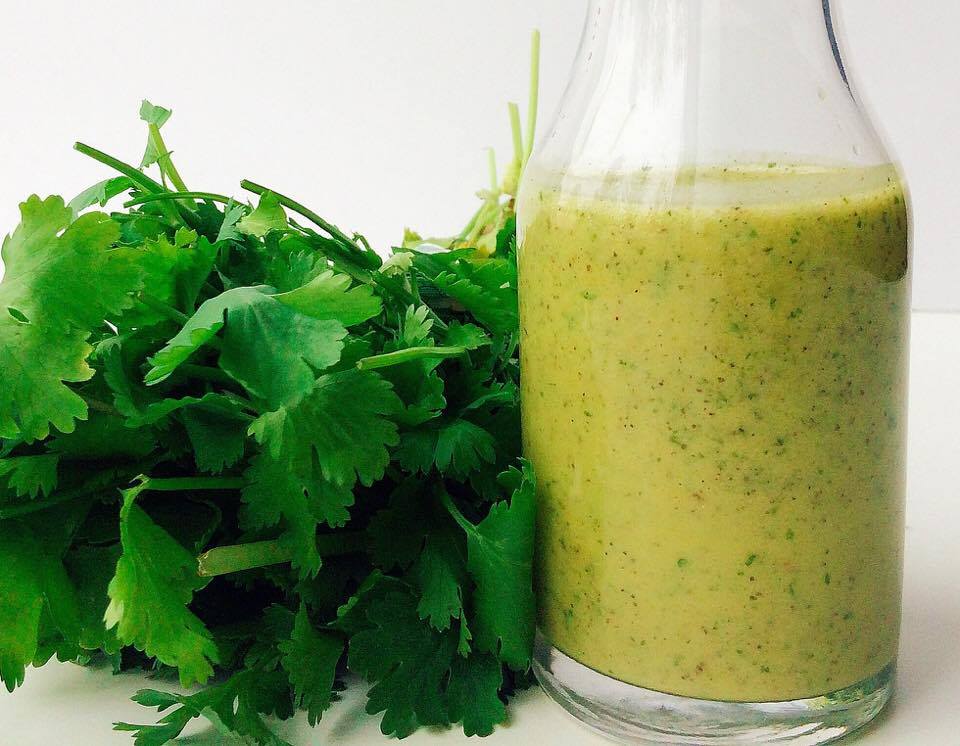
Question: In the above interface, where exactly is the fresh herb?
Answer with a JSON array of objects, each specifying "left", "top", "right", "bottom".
[{"left": 0, "top": 31, "right": 542, "bottom": 743}]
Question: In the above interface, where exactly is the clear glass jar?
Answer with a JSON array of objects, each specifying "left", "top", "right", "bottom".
[{"left": 517, "top": 1, "right": 911, "bottom": 743}]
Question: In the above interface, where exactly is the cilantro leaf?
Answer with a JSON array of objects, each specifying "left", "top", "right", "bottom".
[
  {"left": 67, "top": 176, "right": 133, "bottom": 217},
  {"left": 0, "top": 196, "right": 142, "bottom": 441},
  {"left": 432, "top": 259, "right": 518, "bottom": 334},
  {"left": 139, "top": 100, "right": 172, "bottom": 128},
  {"left": 400, "top": 305, "right": 434, "bottom": 347},
  {"left": 279, "top": 605, "right": 343, "bottom": 726},
  {"left": 243, "top": 369, "right": 401, "bottom": 576},
  {"left": 0, "top": 513, "right": 82, "bottom": 692},
  {"left": 444, "top": 461, "right": 536, "bottom": 670},
  {"left": 0, "top": 455, "right": 59, "bottom": 498},
  {"left": 182, "top": 405, "right": 247, "bottom": 474},
  {"left": 366, "top": 479, "right": 432, "bottom": 572},
  {"left": 274, "top": 270, "right": 382, "bottom": 327},
  {"left": 146, "top": 286, "right": 347, "bottom": 409},
  {"left": 346, "top": 587, "right": 457, "bottom": 737},
  {"left": 237, "top": 192, "right": 288, "bottom": 237},
  {"left": 444, "top": 321, "right": 491, "bottom": 350},
  {"left": 138, "top": 100, "right": 174, "bottom": 169},
  {"left": 493, "top": 214, "right": 517, "bottom": 258},
  {"left": 411, "top": 526, "right": 467, "bottom": 631},
  {"left": 105, "top": 480, "right": 219, "bottom": 686},
  {"left": 63, "top": 544, "right": 122, "bottom": 655},
  {"left": 413, "top": 252, "right": 518, "bottom": 334},
  {"left": 397, "top": 418, "right": 496, "bottom": 480},
  {"left": 446, "top": 652, "right": 507, "bottom": 737},
  {"left": 120, "top": 230, "right": 216, "bottom": 328},
  {"left": 241, "top": 450, "right": 354, "bottom": 576},
  {"left": 117, "top": 670, "right": 292, "bottom": 746},
  {"left": 251, "top": 369, "right": 401, "bottom": 489},
  {"left": 216, "top": 200, "right": 246, "bottom": 244}
]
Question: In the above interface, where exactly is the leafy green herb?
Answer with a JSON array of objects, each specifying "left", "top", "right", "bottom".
[{"left": 0, "top": 30, "right": 542, "bottom": 744}]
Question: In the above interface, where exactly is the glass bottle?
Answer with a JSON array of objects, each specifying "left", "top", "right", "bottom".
[{"left": 517, "top": 1, "right": 911, "bottom": 743}]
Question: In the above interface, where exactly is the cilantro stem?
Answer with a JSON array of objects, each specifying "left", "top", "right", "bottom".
[
  {"left": 138, "top": 292, "right": 189, "bottom": 324},
  {"left": 508, "top": 103, "right": 524, "bottom": 169},
  {"left": 197, "top": 532, "right": 365, "bottom": 577},
  {"left": 85, "top": 397, "right": 121, "bottom": 417},
  {"left": 458, "top": 203, "right": 487, "bottom": 242},
  {"left": 144, "top": 476, "right": 245, "bottom": 492},
  {"left": 179, "top": 364, "right": 236, "bottom": 386},
  {"left": 523, "top": 30, "right": 542, "bottom": 168},
  {"left": 147, "top": 123, "right": 189, "bottom": 193},
  {"left": 0, "top": 485, "right": 97, "bottom": 520},
  {"left": 124, "top": 191, "right": 234, "bottom": 208},
  {"left": 440, "top": 490, "right": 475, "bottom": 536},
  {"left": 197, "top": 539, "right": 291, "bottom": 577},
  {"left": 356, "top": 346, "right": 468, "bottom": 371},
  {"left": 74, "top": 143, "right": 165, "bottom": 193},
  {"left": 74, "top": 142, "right": 180, "bottom": 223},
  {"left": 488, "top": 148, "right": 499, "bottom": 193},
  {"left": 240, "top": 180, "right": 363, "bottom": 256}
]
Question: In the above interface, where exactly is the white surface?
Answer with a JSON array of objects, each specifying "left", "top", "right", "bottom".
[
  {"left": 1, "top": 310, "right": 957, "bottom": 745},
  {"left": 0, "top": 0, "right": 957, "bottom": 310}
]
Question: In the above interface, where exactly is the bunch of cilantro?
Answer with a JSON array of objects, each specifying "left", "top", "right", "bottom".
[{"left": 0, "top": 34, "right": 542, "bottom": 745}]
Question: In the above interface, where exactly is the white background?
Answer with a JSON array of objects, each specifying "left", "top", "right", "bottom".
[{"left": 0, "top": 0, "right": 957, "bottom": 309}]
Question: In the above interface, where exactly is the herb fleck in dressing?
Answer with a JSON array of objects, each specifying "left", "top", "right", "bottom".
[{"left": 518, "top": 165, "right": 909, "bottom": 702}]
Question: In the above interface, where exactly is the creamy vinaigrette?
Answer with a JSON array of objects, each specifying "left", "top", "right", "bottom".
[{"left": 519, "top": 165, "right": 909, "bottom": 702}]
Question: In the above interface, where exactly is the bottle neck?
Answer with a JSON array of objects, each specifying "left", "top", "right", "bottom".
[{"left": 531, "top": 0, "right": 886, "bottom": 180}]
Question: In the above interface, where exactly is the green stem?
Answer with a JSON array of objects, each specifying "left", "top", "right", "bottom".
[
  {"left": 139, "top": 292, "right": 189, "bottom": 324},
  {"left": 463, "top": 200, "right": 501, "bottom": 246},
  {"left": 84, "top": 397, "right": 121, "bottom": 417},
  {"left": 179, "top": 364, "right": 236, "bottom": 386},
  {"left": 197, "top": 540, "right": 290, "bottom": 577},
  {"left": 0, "top": 486, "right": 96, "bottom": 520},
  {"left": 240, "top": 180, "right": 360, "bottom": 251},
  {"left": 457, "top": 202, "right": 487, "bottom": 242},
  {"left": 523, "top": 30, "right": 542, "bottom": 168},
  {"left": 125, "top": 191, "right": 234, "bottom": 208},
  {"left": 440, "top": 490, "right": 475, "bottom": 535},
  {"left": 145, "top": 476, "right": 245, "bottom": 492},
  {"left": 74, "top": 142, "right": 165, "bottom": 193},
  {"left": 487, "top": 148, "right": 499, "bottom": 193},
  {"left": 74, "top": 142, "right": 180, "bottom": 223},
  {"left": 147, "top": 123, "right": 189, "bottom": 193},
  {"left": 356, "top": 346, "right": 467, "bottom": 371},
  {"left": 197, "top": 532, "right": 366, "bottom": 577},
  {"left": 508, "top": 102, "right": 524, "bottom": 170}
]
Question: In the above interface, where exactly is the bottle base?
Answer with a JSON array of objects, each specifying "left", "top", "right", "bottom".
[{"left": 533, "top": 633, "right": 894, "bottom": 745}]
